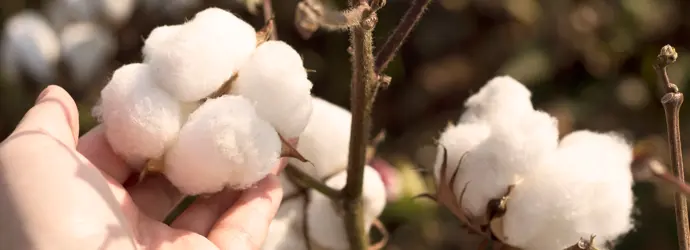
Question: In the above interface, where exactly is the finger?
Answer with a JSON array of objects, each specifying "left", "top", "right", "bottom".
[
  {"left": 77, "top": 125, "right": 133, "bottom": 183},
  {"left": 207, "top": 174, "right": 283, "bottom": 250},
  {"left": 168, "top": 188, "right": 242, "bottom": 235},
  {"left": 12, "top": 85, "right": 79, "bottom": 148},
  {"left": 127, "top": 174, "right": 183, "bottom": 221}
]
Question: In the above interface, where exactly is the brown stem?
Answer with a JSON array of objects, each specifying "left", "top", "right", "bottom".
[
  {"left": 653, "top": 44, "right": 689, "bottom": 250},
  {"left": 343, "top": 1, "right": 378, "bottom": 249},
  {"left": 374, "top": 0, "right": 431, "bottom": 76},
  {"left": 263, "top": 0, "right": 278, "bottom": 40}
]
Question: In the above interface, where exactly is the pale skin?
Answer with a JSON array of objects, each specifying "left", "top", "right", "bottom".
[{"left": 0, "top": 85, "right": 284, "bottom": 250}]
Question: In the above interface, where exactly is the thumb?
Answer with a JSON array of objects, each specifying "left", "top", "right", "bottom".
[{"left": 12, "top": 85, "right": 80, "bottom": 148}]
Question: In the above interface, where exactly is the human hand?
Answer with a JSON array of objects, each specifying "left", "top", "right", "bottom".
[{"left": 0, "top": 85, "right": 284, "bottom": 250}]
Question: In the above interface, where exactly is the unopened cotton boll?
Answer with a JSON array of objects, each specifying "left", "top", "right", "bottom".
[
  {"left": 60, "top": 22, "right": 116, "bottom": 86},
  {"left": 307, "top": 166, "right": 387, "bottom": 250},
  {"left": 499, "top": 131, "right": 634, "bottom": 250},
  {"left": 142, "top": 25, "right": 182, "bottom": 61},
  {"left": 231, "top": 41, "right": 313, "bottom": 139},
  {"left": 288, "top": 97, "right": 351, "bottom": 180},
  {"left": 164, "top": 95, "right": 281, "bottom": 195},
  {"left": 452, "top": 110, "right": 559, "bottom": 216},
  {"left": 95, "top": 63, "right": 182, "bottom": 167},
  {"left": 459, "top": 76, "right": 534, "bottom": 125},
  {"left": 263, "top": 197, "right": 308, "bottom": 250},
  {"left": 146, "top": 7, "right": 257, "bottom": 102},
  {"left": 1, "top": 10, "right": 60, "bottom": 85}
]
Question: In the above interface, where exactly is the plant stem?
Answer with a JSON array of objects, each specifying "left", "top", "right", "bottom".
[
  {"left": 374, "top": 0, "right": 432, "bottom": 75},
  {"left": 285, "top": 164, "right": 341, "bottom": 199},
  {"left": 653, "top": 45, "right": 690, "bottom": 250},
  {"left": 343, "top": 1, "right": 378, "bottom": 249},
  {"left": 263, "top": 0, "right": 278, "bottom": 40},
  {"left": 163, "top": 195, "right": 198, "bottom": 225}
]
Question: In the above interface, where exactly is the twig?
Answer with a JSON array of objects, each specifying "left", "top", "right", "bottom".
[
  {"left": 263, "top": 0, "right": 278, "bottom": 40},
  {"left": 285, "top": 164, "right": 342, "bottom": 199},
  {"left": 342, "top": 0, "right": 380, "bottom": 249},
  {"left": 374, "top": 0, "right": 432, "bottom": 76},
  {"left": 635, "top": 158, "right": 690, "bottom": 197},
  {"left": 653, "top": 44, "right": 690, "bottom": 250},
  {"left": 163, "top": 195, "right": 198, "bottom": 225}
]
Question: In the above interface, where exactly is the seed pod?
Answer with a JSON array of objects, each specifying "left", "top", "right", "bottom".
[
  {"left": 95, "top": 63, "right": 182, "bottom": 168},
  {"left": 164, "top": 95, "right": 281, "bottom": 195}
]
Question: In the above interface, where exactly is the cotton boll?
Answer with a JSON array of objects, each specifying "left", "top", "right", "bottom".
[
  {"left": 2, "top": 10, "right": 60, "bottom": 85},
  {"left": 433, "top": 122, "right": 491, "bottom": 183},
  {"left": 231, "top": 41, "right": 313, "bottom": 138},
  {"left": 97, "top": 0, "right": 135, "bottom": 26},
  {"left": 60, "top": 22, "right": 116, "bottom": 86},
  {"left": 280, "top": 172, "right": 301, "bottom": 198},
  {"left": 146, "top": 7, "right": 257, "bottom": 102},
  {"left": 96, "top": 63, "right": 182, "bottom": 167},
  {"left": 500, "top": 131, "right": 634, "bottom": 250},
  {"left": 44, "top": 0, "right": 98, "bottom": 30},
  {"left": 288, "top": 97, "right": 351, "bottom": 180},
  {"left": 459, "top": 76, "right": 533, "bottom": 125},
  {"left": 263, "top": 197, "right": 308, "bottom": 250},
  {"left": 307, "top": 166, "right": 387, "bottom": 250},
  {"left": 454, "top": 110, "right": 559, "bottom": 216},
  {"left": 142, "top": 25, "right": 182, "bottom": 61},
  {"left": 164, "top": 95, "right": 281, "bottom": 195}
]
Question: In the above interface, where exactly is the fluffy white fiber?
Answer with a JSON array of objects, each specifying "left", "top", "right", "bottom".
[
  {"left": 262, "top": 197, "right": 308, "bottom": 250},
  {"left": 287, "top": 97, "right": 352, "bottom": 181},
  {"left": 231, "top": 41, "right": 314, "bottom": 139},
  {"left": 142, "top": 25, "right": 182, "bottom": 61},
  {"left": 306, "top": 166, "right": 387, "bottom": 250},
  {"left": 146, "top": 7, "right": 257, "bottom": 102},
  {"left": 164, "top": 95, "right": 281, "bottom": 195},
  {"left": 435, "top": 75, "right": 635, "bottom": 249},
  {"left": 1, "top": 10, "right": 60, "bottom": 85},
  {"left": 95, "top": 63, "right": 182, "bottom": 167}
]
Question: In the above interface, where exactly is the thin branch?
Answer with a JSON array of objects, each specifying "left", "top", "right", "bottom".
[
  {"left": 653, "top": 44, "right": 690, "bottom": 250},
  {"left": 634, "top": 158, "right": 690, "bottom": 197},
  {"left": 374, "top": 0, "right": 432, "bottom": 76},
  {"left": 163, "top": 195, "right": 198, "bottom": 225},
  {"left": 342, "top": 0, "right": 379, "bottom": 249},
  {"left": 285, "top": 164, "right": 342, "bottom": 199},
  {"left": 263, "top": 0, "right": 278, "bottom": 40}
]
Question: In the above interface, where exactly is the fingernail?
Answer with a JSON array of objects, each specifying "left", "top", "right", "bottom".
[{"left": 36, "top": 86, "right": 53, "bottom": 104}]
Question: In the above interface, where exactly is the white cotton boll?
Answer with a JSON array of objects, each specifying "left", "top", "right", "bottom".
[
  {"left": 97, "top": 0, "right": 135, "bottom": 26},
  {"left": 500, "top": 131, "right": 634, "bottom": 250},
  {"left": 263, "top": 197, "right": 308, "bottom": 250},
  {"left": 1, "top": 10, "right": 60, "bottom": 85},
  {"left": 164, "top": 95, "right": 281, "bottom": 195},
  {"left": 279, "top": 173, "right": 301, "bottom": 198},
  {"left": 459, "top": 76, "right": 533, "bottom": 125},
  {"left": 307, "top": 166, "right": 387, "bottom": 250},
  {"left": 433, "top": 122, "right": 491, "bottom": 183},
  {"left": 96, "top": 63, "right": 182, "bottom": 167},
  {"left": 288, "top": 97, "right": 351, "bottom": 180},
  {"left": 60, "top": 22, "right": 116, "bottom": 86},
  {"left": 44, "top": 0, "right": 98, "bottom": 30},
  {"left": 453, "top": 110, "right": 559, "bottom": 216},
  {"left": 142, "top": 25, "right": 182, "bottom": 61},
  {"left": 231, "top": 41, "right": 313, "bottom": 139},
  {"left": 146, "top": 7, "right": 257, "bottom": 102}
]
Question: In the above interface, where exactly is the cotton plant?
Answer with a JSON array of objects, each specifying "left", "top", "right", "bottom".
[
  {"left": 432, "top": 76, "right": 635, "bottom": 250},
  {"left": 59, "top": 21, "right": 116, "bottom": 87},
  {"left": 263, "top": 96, "right": 388, "bottom": 250},
  {"left": 93, "top": 7, "right": 314, "bottom": 195},
  {"left": 0, "top": 10, "right": 60, "bottom": 86},
  {"left": 44, "top": 0, "right": 135, "bottom": 29}
]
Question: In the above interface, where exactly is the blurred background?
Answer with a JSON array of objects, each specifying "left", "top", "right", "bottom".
[{"left": 1, "top": 0, "right": 689, "bottom": 249}]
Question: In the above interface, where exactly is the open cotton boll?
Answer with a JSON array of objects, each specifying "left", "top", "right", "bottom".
[
  {"left": 60, "top": 22, "right": 116, "bottom": 86},
  {"left": 164, "top": 95, "right": 281, "bottom": 195},
  {"left": 288, "top": 97, "right": 351, "bottom": 180},
  {"left": 453, "top": 110, "right": 559, "bottom": 216},
  {"left": 95, "top": 63, "right": 182, "bottom": 167},
  {"left": 96, "top": 0, "right": 135, "bottom": 26},
  {"left": 44, "top": 0, "right": 98, "bottom": 30},
  {"left": 231, "top": 41, "right": 313, "bottom": 139},
  {"left": 146, "top": 7, "right": 257, "bottom": 102},
  {"left": 433, "top": 122, "right": 491, "bottom": 183},
  {"left": 307, "top": 166, "right": 387, "bottom": 250},
  {"left": 142, "top": 25, "right": 182, "bottom": 61},
  {"left": 263, "top": 197, "right": 308, "bottom": 250},
  {"left": 459, "top": 76, "right": 534, "bottom": 125},
  {"left": 499, "top": 131, "right": 634, "bottom": 250},
  {"left": 2, "top": 10, "right": 60, "bottom": 85}
]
